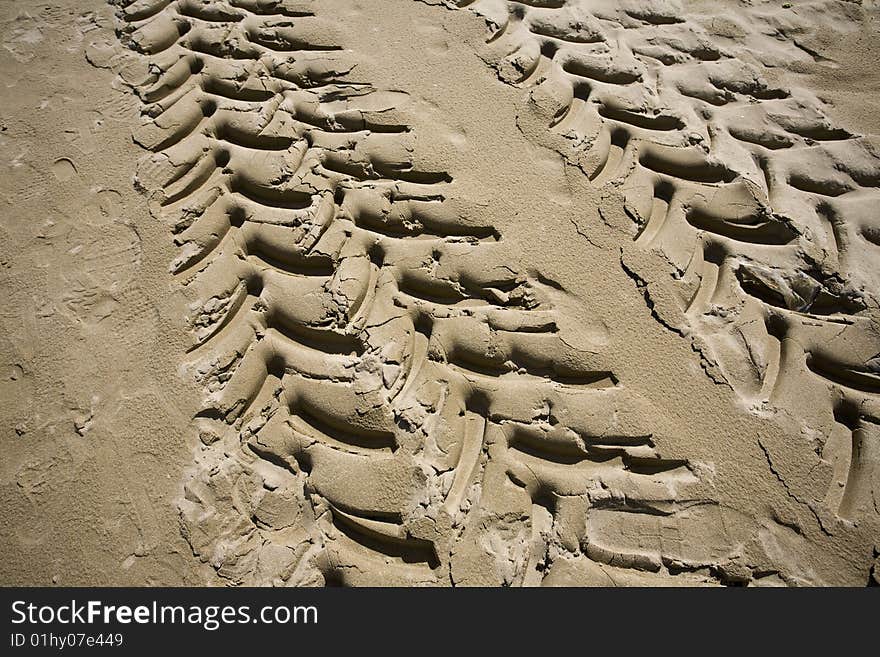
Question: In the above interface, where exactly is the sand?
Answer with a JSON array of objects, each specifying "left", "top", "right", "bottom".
[{"left": 1, "top": 0, "right": 878, "bottom": 586}]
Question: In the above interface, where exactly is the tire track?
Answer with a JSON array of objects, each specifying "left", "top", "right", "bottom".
[
  {"left": 107, "top": 0, "right": 732, "bottom": 585},
  {"left": 440, "top": 0, "right": 880, "bottom": 523}
]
